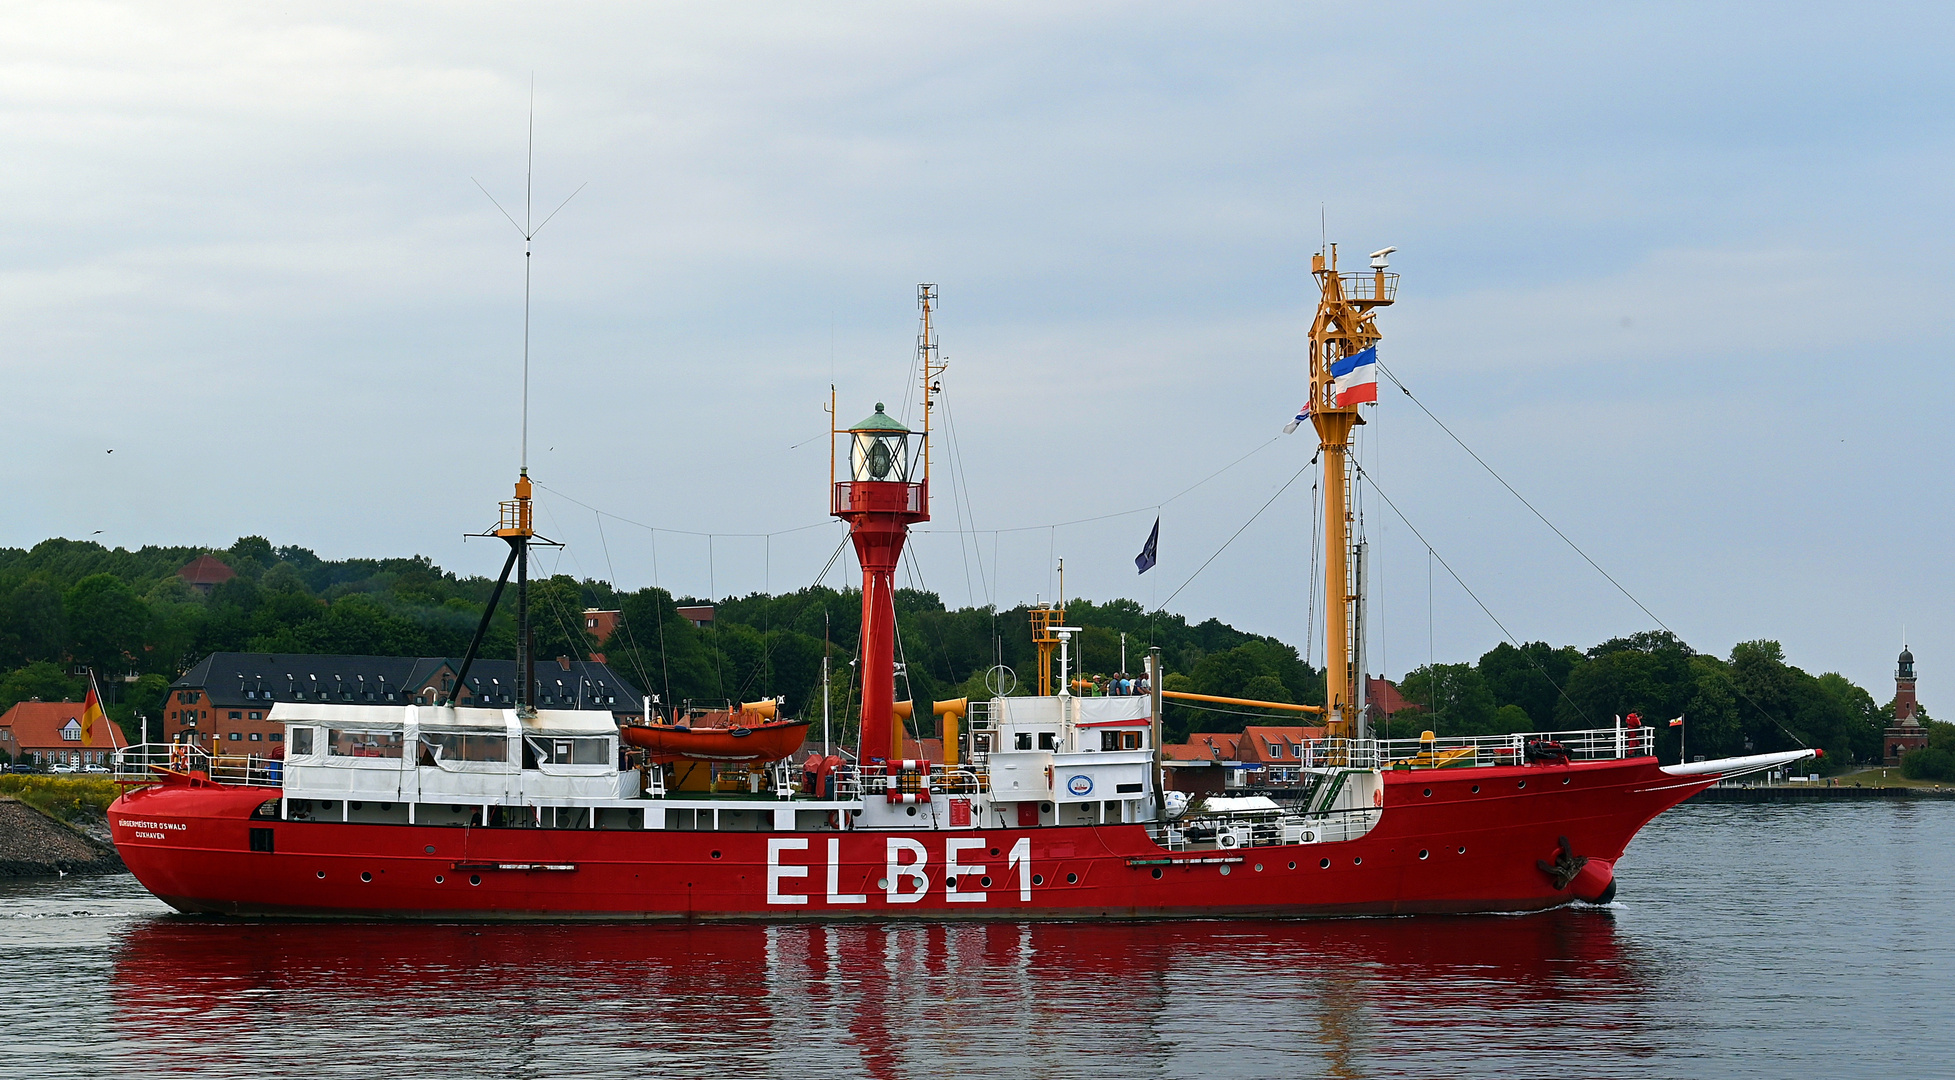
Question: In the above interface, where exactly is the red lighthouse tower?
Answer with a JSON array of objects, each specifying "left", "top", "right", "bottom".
[
  {"left": 831, "top": 286, "right": 943, "bottom": 766},
  {"left": 833, "top": 402, "right": 928, "bottom": 765},
  {"left": 1884, "top": 645, "right": 1928, "bottom": 766}
]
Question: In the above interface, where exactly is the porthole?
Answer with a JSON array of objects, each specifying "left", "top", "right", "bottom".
[
  {"left": 1066, "top": 872, "right": 1079, "bottom": 884},
  {"left": 1418, "top": 850, "right": 1430, "bottom": 860},
  {"left": 1471, "top": 785, "right": 1480, "bottom": 793},
  {"left": 906, "top": 805, "right": 918, "bottom": 817},
  {"left": 350, "top": 801, "right": 364, "bottom": 810},
  {"left": 315, "top": 870, "right": 326, "bottom": 879},
  {"left": 434, "top": 875, "right": 445, "bottom": 884},
  {"left": 989, "top": 847, "right": 1000, "bottom": 857},
  {"left": 710, "top": 850, "right": 722, "bottom": 860},
  {"left": 1032, "top": 874, "right": 1045, "bottom": 885},
  {"left": 360, "top": 871, "right": 373, "bottom": 882},
  {"left": 1422, "top": 788, "right": 1432, "bottom": 798},
  {"left": 380, "top": 803, "right": 393, "bottom": 811},
  {"left": 980, "top": 876, "right": 993, "bottom": 888},
  {"left": 946, "top": 876, "right": 959, "bottom": 889},
  {"left": 877, "top": 878, "right": 889, "bottom": 890},
  {"left": 1041, "top": 802, "right": 1053, "bottom": 813},
  {"left": 470, "top": 874, "right": 481, "bottom": 886},
  {"left": 1151, "top": 868, "right": 1163, "bottom": 879},
  {"left": 1563, "top": 777, "right": 1571, "bottom": 785},
  {"left": 424, "top": 845, "right": 435, "bottom": 855},
  {"left": 1288, "top": 861, "right": 1297, "bottom": 870},
  {"left": 1518, "top": 780, "right": 1527, "bottom": 789},
  {"left": 1457, "top": 846, "right": 1466, "bottom": 854},
  {"left": 1254, "top": 863, "right": 1264, "bottom": 872},
  {"left": 1353, "top": 857, "right": 1363, "bottom": 866},
  {"left": 1220, "top": 865, "right": 1232, "bottom": 876},
  {"left": 1320, "top": 858, "right": 1331, "bottom": 869}
]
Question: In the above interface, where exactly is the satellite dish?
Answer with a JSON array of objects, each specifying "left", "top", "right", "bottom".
[{"left": 983, "top": 665, "right": 1018, "bottom": 697}]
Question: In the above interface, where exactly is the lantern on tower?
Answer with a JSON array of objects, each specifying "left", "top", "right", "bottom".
[{"left": 850, "top": 403, "right": 914, "bottom": 482}]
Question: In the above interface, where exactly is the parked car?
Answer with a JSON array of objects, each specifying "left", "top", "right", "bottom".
[
  {"left": 49, "top": 763, "right": 78, "bottom": 774},
  {"left": 80, "top": 764, "right": 111, "bottom": 774}
]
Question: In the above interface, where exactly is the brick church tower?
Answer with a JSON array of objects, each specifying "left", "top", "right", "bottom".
[{"left": 1883, "top": 645, "right": 1929, "bottom": 766}]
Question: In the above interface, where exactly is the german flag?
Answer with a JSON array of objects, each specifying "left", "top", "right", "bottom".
[{"left": 80, "top": 674, "right": 107, "bottom": 747}]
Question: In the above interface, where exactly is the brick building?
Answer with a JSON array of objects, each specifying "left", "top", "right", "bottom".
[
  {"left": 1884, "top": 646, "right": 1929, "bottom": 766},
  {"left": 0, "top": 701, "right": 129, "bottom": 769},
  {"left": 161, "top": 652, "right": 643, "bottom": 749}
]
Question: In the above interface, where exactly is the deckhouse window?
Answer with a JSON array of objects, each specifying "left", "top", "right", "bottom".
[
  {"left": 524, "top": 735, "right": 610, "bottom": 765},
  {"left": 290, "top": 728, "right": 314, "bottom": 755},
  {"left": 420, "top": 732, "right": 509, "bottom": 765},
  {"left": 1037, "top": 732, "right": 1056, "bottom": 751},
  {"left": 327, "top": 728, "right": 404, "bottom": 759}
]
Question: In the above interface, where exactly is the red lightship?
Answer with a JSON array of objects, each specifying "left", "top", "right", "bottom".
[{"left": 109, "top": 267, "right": 1812, "bottom": 920}]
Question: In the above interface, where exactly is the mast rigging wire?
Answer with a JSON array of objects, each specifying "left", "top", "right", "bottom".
[
  {"left": 1373, "top": 362, "right": 1808, "bottom": 748},
  {"left": 1152, "top": 461, "right": 1313, "bottom": 616},
  {"left": 1353, "top": 461, "right": 1592, "bottom": 726}
]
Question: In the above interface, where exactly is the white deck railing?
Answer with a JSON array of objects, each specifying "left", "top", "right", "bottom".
[
  {"left": 1373, "top": 725, "right": 1654, "bottom": 768},
  {"left": 114, "top": 743, "right": 284, "bottom": 789}
]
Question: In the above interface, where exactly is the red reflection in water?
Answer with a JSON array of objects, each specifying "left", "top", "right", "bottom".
[{"left": 113, "top": 911, "right": 1648, "bottom": 1078}]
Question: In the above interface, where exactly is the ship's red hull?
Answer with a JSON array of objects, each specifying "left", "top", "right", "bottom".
[{"left": 108, "top": 757, "right": 1709, "bottom": 920}]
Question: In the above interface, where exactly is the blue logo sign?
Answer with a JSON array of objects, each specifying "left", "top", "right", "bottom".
[{"left": 1067, "top": 774, "right": 1094, "bottom": 796}]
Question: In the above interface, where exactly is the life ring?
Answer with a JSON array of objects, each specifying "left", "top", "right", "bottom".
[{"left": 1373, "top": 787, "right": 1383, "bottom": 807}]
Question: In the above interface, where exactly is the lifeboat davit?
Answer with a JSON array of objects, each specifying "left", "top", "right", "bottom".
[{"left": 620, "top": 700, "right": 810, "bottom": 764}]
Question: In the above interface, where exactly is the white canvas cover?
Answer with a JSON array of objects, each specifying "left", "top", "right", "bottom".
[{"left": 1075, "top": 697, "right": 1152, "bottom": 725}]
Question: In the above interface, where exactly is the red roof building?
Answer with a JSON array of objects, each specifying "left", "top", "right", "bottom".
[
  {"left": 1235, "top": 725, "right": 1328, "bottom": 766},
  {"left": 1162, "top": 732, "right": 1239, "bottom": 762},
  {"left": 0, "top": 701, "right": 128, "bottom": 769},
  {"left": 177, "top": 555, "right": 237, "bottom": 594},
  {"left": 1365, "top": 676, "right": 1420, "bottom": 723}
]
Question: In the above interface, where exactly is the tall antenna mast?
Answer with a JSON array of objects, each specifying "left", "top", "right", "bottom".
[
  {"left": 917, "top": 283, "right": 942, "bottom": 485},
  {"left": 472, "top": 78, "right": 586, "bottom": 475},
  {"left": 451, "top": 81, "right": 582, "bottom": 715}
]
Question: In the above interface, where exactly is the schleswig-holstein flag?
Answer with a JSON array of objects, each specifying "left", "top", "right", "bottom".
[{"left": 1330, "top": 346, "right": 1379, "bottom": 407}]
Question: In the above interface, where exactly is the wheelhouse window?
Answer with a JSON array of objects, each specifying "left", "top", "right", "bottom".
[
  {"left": 327, "top": 728, "right": 404, "bottom": 759},
  {"left": 290, "top": 727, "right": 314, "bottom": 755}
]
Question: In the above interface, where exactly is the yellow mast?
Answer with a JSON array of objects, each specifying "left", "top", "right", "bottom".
[{"left": 1308, "top": 245, "right": 1395, "bottom": 739}]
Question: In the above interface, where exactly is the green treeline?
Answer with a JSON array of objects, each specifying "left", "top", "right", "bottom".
[
  {"left": 1392, "top": 632, "right": 1933, "bottom": 774},
  {"left": 1, "top": 536, "right": 1942, "bottom": 774}
]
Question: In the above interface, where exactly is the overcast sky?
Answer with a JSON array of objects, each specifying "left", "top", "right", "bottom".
[{"left": 4, "top": 3, "right": 1949, "bottom": 697}]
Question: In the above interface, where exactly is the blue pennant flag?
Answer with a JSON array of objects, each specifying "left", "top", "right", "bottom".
[{"left": 1135, "top": 517, "right": 1159, "bottom": 574}]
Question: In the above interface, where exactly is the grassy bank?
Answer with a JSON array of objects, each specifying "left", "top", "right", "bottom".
[
  {"left": 0, "top": 775, "right": 118, "bottom": 822},
  {"left": 1825, "top": 767, "right": 1951, "bottom": 790}
]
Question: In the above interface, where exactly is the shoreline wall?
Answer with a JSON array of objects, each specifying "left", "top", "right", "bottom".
[{"left": 0, "top": 797, "right": 125, "bottom": 877}]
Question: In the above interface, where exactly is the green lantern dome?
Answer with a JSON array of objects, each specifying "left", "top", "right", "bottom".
[{"left": 850, "top": 403, "right": 910, "bottom": 433}]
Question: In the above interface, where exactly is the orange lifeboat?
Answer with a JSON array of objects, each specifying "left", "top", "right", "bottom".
[{"left": 620, "top": 701, "right": 810, "bottom": 764}]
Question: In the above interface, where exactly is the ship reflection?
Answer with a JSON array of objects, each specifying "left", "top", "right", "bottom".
[{"left": 113, "top": 910, "right": 1653, "bottom": 1079}]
